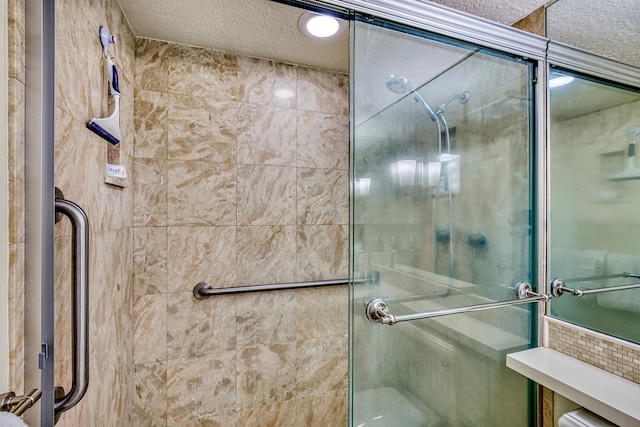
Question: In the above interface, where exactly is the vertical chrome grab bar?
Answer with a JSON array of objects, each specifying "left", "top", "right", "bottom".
[{"left": 53, "top": 199, "right": 89, "bottom": 415}]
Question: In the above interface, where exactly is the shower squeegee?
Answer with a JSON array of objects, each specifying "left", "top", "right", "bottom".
[{"left": 87, "top": 56, "right": 121, "bottom": 145}]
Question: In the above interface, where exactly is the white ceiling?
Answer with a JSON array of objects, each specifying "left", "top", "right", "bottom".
[{"left": 115, "top": 0, "right": 548, "bottom": 74}]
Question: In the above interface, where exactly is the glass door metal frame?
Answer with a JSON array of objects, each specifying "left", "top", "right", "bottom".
[
  {"left": 24, "top": 0, "right": 56, "bottom": 425},
  {"left": 548, "top": 41, "right": 640, "bottom": 89}
]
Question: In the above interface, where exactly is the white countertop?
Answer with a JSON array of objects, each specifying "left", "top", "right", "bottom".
[{"left": 507, "top": 347, "right": 640, "bottom": 427}]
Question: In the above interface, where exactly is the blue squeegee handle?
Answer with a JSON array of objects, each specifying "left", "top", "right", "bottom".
[{"left": 106, "top": 56, "right": 120, "bottom": 95}]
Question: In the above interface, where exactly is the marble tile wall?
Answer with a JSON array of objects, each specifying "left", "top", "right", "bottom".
[
  {"left": 8, "top": 0, "right": 136, "bottom": 424},
  {"left": 7, "top": 0, "right": 26, "bottom": 398},
  {"left": 132, "top": 39, "right": 349, "bottom": 425},
  {"left": 52, "top": 0, "right": 136, "bottom": 425}
]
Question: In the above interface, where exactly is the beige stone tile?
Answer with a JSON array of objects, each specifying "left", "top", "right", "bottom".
[
  {"left": 133, "top": 157, "right": 168, "bottom": 226},
  {"left": 78, "top": 305, "right": 133, "bottom": 427},
  {"left": 167, "top": 94, "right": 238, "bottom": 163},
  {"left": 8, "top": 243, "right": 24, "bottom": 394},
  {"left": 97, "top": 150, "right": 134, "bottom": 231},
  {"left": 167, "top": 44, "right": 239, "bottom": 101},
  {"left": 133, "top": 361, "right": 167, "bottom": 427},
  {"left": 297, "top": 67, "right": 348, "bottom": 115},
  {"left": 297, "top": 168, "right": 348, "bottom": 225},
  {"left": 133, "top": 227, "right": 167, "bottom": 295},
  {"left": 235, "top": 290, "right": 297, "bottom": 349},
  {"left": 296, "top": 286, "right": 348, "bottom": 341},
  {"left": 237, "top": 165, "right": 296, "bottom": 226},
  {"left": 237, "top": 103, "right": 297, "bottom": 166},
  {"left": 197, "top": 411, "right": 239, "bottom": 426},
  {"left": 296, "top": 225, "right": 349, "bottom": 281},
  {"left": 166, "top": 291, "right": 236, "bottom": 359},
  {"left": 295, "top": 389, "right": 348, "bottom": 426},
  {"left": 54, "top": 107, "right": 107, "bottom": 231},
  {"left": 114, "top": 304, "right": 134, "bottom": 426},
  {"left": 238, "top": 56, "right": 297, "bottom": 108},
  {"left": 54, "top": 234, "right": 73, "bottom": 390},
  {"left": 8, "top": 0, "right": 25, "bottom": 82},
  {"left": 134, "top": 89, "right": 168, "bottom": 159},
  {"left": 135, "top": 38, "right": 170, "bottom": 92},
  {"left": 88, "top": 230, "right": 133, "bottom": 337},
  {"left": 134, "top": 294, "right": 167, "bottom": 364},
  {"left": 296, "top": 336, "right": 348, "bottom": 398},
  {"left": 236, "top": 400, "right": 296, "bottom": 427},
  {"left": 55, "top": 0, "right": 103, "bottom": 122},
  {"left": 167, "top": 160, "right": 236, "bottom": 225},
  {"left": 166, "top": 352, "right": 236, "bottom": 423},
  {"left": 297, "top": 111, "right": 348, "bottom": 170},
  {"left": 114, "top": 54, "right": 136, "bottom": 159},
  {"left": 236, "top": 225, "right": 296, "bottom": 286},
  {"left": 166, "top": 226, "right": 236, "bottom": 292},
  {"left": 236, "top": 342, "right": 296, "bottom": 408},
  {"left": 8, "top": 78, "right": 25, "bottom": 244}
]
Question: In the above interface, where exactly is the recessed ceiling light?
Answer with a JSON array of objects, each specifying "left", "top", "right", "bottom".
[
  {"left": 549, "top": 75, "right": 574, "bottom": 88},
  {"left": 298, "top": 12, "right": 345, "bottom": 39}
]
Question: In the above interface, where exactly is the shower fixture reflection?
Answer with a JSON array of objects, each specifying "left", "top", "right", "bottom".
[
  {"left": 386, "top": 75, "right": 439, "bottom": 121},
  {"left": 385, "top": 75, "right": 470, "bottom": 276}
]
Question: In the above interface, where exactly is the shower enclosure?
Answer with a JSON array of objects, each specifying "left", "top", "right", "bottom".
[{"left": 350, "top": 10, "right": 542, "bottom": 426}]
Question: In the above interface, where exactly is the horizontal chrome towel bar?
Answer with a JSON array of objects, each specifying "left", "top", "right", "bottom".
[
  {"left": 552, "top": 275, "right": 640, "bottom": 297},
  {"left": 561, "top": 272, "right": 639, "bottom": 284},
  {"left": 193, "top": 275, "right": 375, "bottom": 299},
  {"left": 366, "top": 282, "right": 549, "bottom": 325}
]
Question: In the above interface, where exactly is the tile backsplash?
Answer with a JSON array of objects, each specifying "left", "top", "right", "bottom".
[{"left": 547, "top": 318, "right": 640, "bottom": 384}]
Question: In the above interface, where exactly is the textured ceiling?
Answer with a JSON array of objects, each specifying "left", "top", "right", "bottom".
[
  {"left": 115, "top": 0, "right": 547, "bottom": 73},
  {"left": 115, "top": 0, "right": 639, "bottom": 122},
  {"left": 546, "top": 0, "right": 640, "bottom": 68}
]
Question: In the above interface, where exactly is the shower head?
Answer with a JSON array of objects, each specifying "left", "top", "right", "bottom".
[
  {"left": 386, "top": 75, "right": 411, "bottom": 94},
  {"left": 386, "top": 75, "right": 437, "bottom": 121}
]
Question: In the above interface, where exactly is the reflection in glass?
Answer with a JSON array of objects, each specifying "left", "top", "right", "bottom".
[{"left": 549, "top": 68, "right": 640, "bottom": 343}]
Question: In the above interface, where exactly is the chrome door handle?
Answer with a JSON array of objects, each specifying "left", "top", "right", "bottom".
[{"left": 53, "top": 198, "right": 89, "bottom": 415}]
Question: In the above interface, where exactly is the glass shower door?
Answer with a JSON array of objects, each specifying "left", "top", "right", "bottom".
[{"left": 350, "top": 17, "right": 537, "bottom": 426}]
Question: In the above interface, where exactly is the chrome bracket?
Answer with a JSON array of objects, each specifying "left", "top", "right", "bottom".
[
  {"left": 193, "top": 282, "right": 211, "bottom": 300},
  {"left": 516, "top": 281, "right": 550, "bottom": 301},
  {"left": 0, "top": 389, "right": 42, "bottom": 416},
  {"left": 54, "top": 187, "right": 64, "bottom": 224},
  {"left": 551, "top": 278, "right": 566, "bottom": 297},
  {"left": 515, "top": 281, "right": 533, "bottom": 299},
  {"left": 551, "top": 278, "right": 583, "bottom": 297},
  {"left": 365, "top": 298, "right": 397, "bottom": 325}
]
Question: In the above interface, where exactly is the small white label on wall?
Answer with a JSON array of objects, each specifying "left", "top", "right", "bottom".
[
  {"left": 106, "top": 164, "right": 127, "bottom": 179},
  {"left": 105, "top": 164, "right": 128, "bottom": 188}
]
